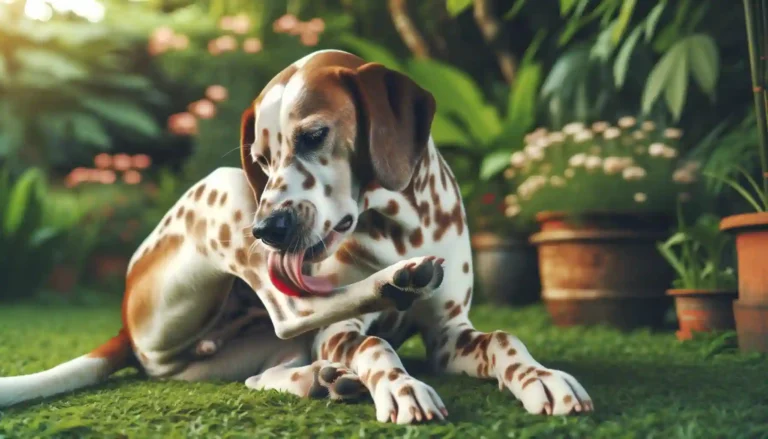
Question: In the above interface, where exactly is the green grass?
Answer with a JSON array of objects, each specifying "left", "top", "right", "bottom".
[{"left": 0, "top": 303, "right": 766, "bottom": 439}]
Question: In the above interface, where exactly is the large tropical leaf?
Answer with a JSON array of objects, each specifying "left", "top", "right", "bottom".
[
  {"left": 446, "top": 0, "right": 473, "bottom": 17},
  {"left": 611, "top": 0, "right": 637, "bottom": 43},
  {"left": 70, "top": 113, "right": 112, "bottom": 148},
  {"left": 79, "top": 96, "right": 161, "bottom": 137},
  {"left": 686, "top": 34, "right": 719, "bottom": 100},
  {"left": 664, "top": 45, "right": 688, "bottom": 121},
  {"left": 641, "top": 39, "right": 687, "bottom": 115},
  {"left": 431, "top": 113, "right": 472, "bottom": 149},
  {"left": 613, "top": 25, "right": 643, "bottom": 87},
  {"left": 2, "top": 168, "right": 45, "bottom": 237},
  {"left": 13, "top": 47, "right": 91, "bottom": 82},
  {"left": 334, "top": 33, "right": 405, "bottom": 72}
]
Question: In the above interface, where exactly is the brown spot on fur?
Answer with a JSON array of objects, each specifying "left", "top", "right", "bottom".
[
  {"left": 248, "top": 251, "right": 260, "bottom": 267},
  {"left": 291, "top": 371, "right": 301, "bottom": 381},
  {"left": 495, "top": 332, "right": 510, "bottom": 348},
  {"left": 463, "top": 262, "right": 469, "bottom": 273},
  {"left": 522, "top": 377, "right": 539, "bottom": 389},
  {"left": 163, "top": 216, "right": 172, "bottom": 228},
  {"left": 219, "top": 193, "right": 228, "bottom": 206},
  {"left": 210, "top": 239, "right": 218, "bottom": 250},
  {"left": 564, "top": 395, "right": 573, "bottom": 404},
  {"left": 371, "top": 371, "right": 385, "bottom": 391},
  {"left": 397, "top": 385, "right": 414, "bottom": 397},
  {"left": 518, "top": 367, "right": 536, "bottom": 382},
  {"left": 324, "top": 184, "right": 332, "bottom": 197},
  {"left": 319, "top": 156, "right": 328, "bottom": 166},
  {"left": 298, "top": 310, "right": 314, "bottom": 317},
  {"left": 234, "top": 210, "right": 243, "bottom": 223},
  {"left": 463, "top": 287, "right": 473, "bottom": 307},
  {"left": 507, "top": 348, "right": 517, "bottom": 356},
  {"left": 194, "top": 184, "right": 206, "bottom": 201},
  {"left": 448, "top": 304, "right": 462, "bottom": 320},
  {"left": 207, "top": 189, "right": 218, "bottom": 206},
  {"left": 294, "top": 160, "right": 316, "bottom": 190},
  {"left": 235, "top": 248, "right": 247, "bottom": 265},
  {"left": 277, "top": 132, "right": 283, "bottom": 144},
  {"left": 243, "top": 269, "right": 261, "bottom": 290},
  {"left": 323, "top": 220, "right": 332, "bottom": 233},
  {"left": 455, "top": 329, "right": 474, "bottom": 352},
  {"left": 383, "top": 200, "right": 399, "bottom": 216},
  {"left": 409, "top": 229, "right": 424, "bottom": 248},
  {"left": 444, "top": 300, "right": 455, "bottom": 310},
  {"left": 193, "top": 220, "right": 206, "bottom": 239},
  {"left": 372, "top": 351, "right": 382, "bottom": 361},
  {"left": 176, "top": 206, "right": 185, "bottom": 218},
  {"left": 388, "top": 368, "right": 405, "bottom": 381},
  {"left": 219, "top": 224, "right": 231, "bottom": 248},
  {"left": 229, "top": 263, "right": 238, "bottom": 273},
  {"left": 335, "top": 240, "right": 379, "bottom": 266},
  {"left": 185, "top": 210, "right": 195, "bottom": 231},
  {"left": 537, "top": 370, "right": 552, "bottom": 377},
  {"left": 505, "top": 363, "right": 521, "bottom": 382},
  {"left": 358, "top": 337, "right": 382, "bottom": 354}
]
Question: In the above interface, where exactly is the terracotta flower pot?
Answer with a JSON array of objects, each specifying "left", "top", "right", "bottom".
[
  {"left": 471, "top": 232, "right": 540, "bottom": 306},
  {"left": 720, "top": 212, "right": 768, "bottom": 353},
  {"left": 666, "top": 289, "right": 737, "bottom": 341},
  {"left": 530, "top": 211, "right": 674, "bottom": 331}
]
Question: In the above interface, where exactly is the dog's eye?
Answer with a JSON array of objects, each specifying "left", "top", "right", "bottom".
[{"left": 296, "top": 127, "right": 328, "bottom": 153}]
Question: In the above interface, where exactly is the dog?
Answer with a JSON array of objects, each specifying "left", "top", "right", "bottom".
[{"left": 0, "top": 50, "right": 592, "bottom": 423}]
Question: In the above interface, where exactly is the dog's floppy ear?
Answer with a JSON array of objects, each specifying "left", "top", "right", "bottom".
[
  {"left": 350, "top": 62, "right": 436, "bottom": 192},
  {"left": 240, "top": 104, "right": 268, "bottom": 201}
]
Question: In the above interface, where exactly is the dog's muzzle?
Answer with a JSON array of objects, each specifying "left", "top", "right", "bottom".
[{"left": 252, "top": 209, "right": 297, "bottom": 251}]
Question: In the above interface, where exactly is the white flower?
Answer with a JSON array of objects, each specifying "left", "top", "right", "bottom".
[
  {"left": 550, "top": 176, "right": 566, "bottom": 187},
  {"left": 573, "top": 130, "right": 594, "bottom": 143},
  {"left": 664, "top": 128, "right": 683, "bottom": 139},
  {"left": 661, "top": 147, "right": 678, "bottom": 159},
  {"left": 525, "top": 146, "right": 545, "bottom": 161},
  {"left": 524, "top": 127, "right": 548, "bottom": 144},
  {"left": 618, "top": 116, "right": 636, "bottom": 128},
  {"left": 503, "top": 168, "right": 516, "bottom": 179},
  {"left": 563, "top": 122, "right": 585, "bottom": 135},
  {"left": 564, "top": 168, "right": 576, "bottom": 178},
  {"left": 634, "top": 192, "right": 648, "bottom": 203},
  {"left": 510, "top": 151, "right": 527, "bottom": 168},
  {"left": 683, "top": 161, "right": 701, "bottom": 172},
  {"left": 505, "top": 194, "right": 519, "bottom": 205},
  {"left": 569, "top": 153, "right": 587, "bottom": 167},
  {"left": 648, "top": 142, "right": 667, "bottom": 157},
  {"left": 603, "top": 156, "right": 627, "bottom": 175},
  {"left": 632, "top": 130, "right": 646, "bottom": 140},
  {"left": 622, "top": 166, "right": 647, "bottom": 180},
  {"left": 591, "top": 121, "right": 609, "bottom": 133},
  {"left": 603, "top": 127, "right": 621, "bottom": 140},
  {"left": 505, "top": 205, "right": 521, "bottom": 217},
  {"left": 641, "top": 121, "right": 656, "bottom": 131},
  {"left": 585, "top": 155, "right": 603, "bottom": 171},
  {"left": 547, "top": 132, "right": 566, "bottom": 143},
  {"left": 534, "top": 137, "right": 552, "bottom": 149},
  {"left": 673, "top": 169, "right": 696, "bottom": 184}
]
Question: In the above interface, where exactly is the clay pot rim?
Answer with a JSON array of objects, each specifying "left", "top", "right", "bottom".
[
  {"left": 471, "top": 231, "right": 531, "bottom": 250},
  {"left": 535, "top": 210, "right": 671, "bottom": 224},
  {"left": 719, "top": 211, "right": 768, "bottom": 233},
  {"left": 733, "top": 300, "right": 768, "bottom": 309},
  {"left": 530, "top": 229, "right": 666, "bottom": 244},
  {"left": 666, "top": 288, "right": 738, "bottom": 298}
]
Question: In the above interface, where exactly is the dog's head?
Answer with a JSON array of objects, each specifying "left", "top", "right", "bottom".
[{"left": 240, "top": 50, "right": 435, "bottom": 294}]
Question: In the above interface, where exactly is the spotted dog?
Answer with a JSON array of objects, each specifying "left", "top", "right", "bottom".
[{"left": 0, "top": 50, "right": 592, "bottom": 422}]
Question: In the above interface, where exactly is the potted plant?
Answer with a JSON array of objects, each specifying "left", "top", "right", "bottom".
[
  {"left": 466, "top": 180, "right": 540, "bottom": 306},
  {"left": 658, "top": 212, "right": 738, "bottom": 340},
  {"left": 714, "top": 0, "right": 768, "bottom": 353},
  {"left": 504, "top": 118, "right": 698, "bottom": 330}
]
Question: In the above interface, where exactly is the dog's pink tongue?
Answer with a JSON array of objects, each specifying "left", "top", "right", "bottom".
[{"left": 267, "top": 252, "right": 335, "bottom": 297}]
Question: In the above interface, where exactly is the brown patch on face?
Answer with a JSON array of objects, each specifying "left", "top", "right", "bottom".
[
  {"left": 210, "top": 239, "right": 218, "bottom": 251},
  {"left": 408, "top": 229, "right": 423, "bottom": 248},
  {"left": 444, "top": 300, "right": 455, "bottom": 310},
  {"left": 294, "top": 160, "right": 316, "bottom": 190},
  {"left": 383, "top": 200, "right": 399, "bottom": 216},
  {"left": 234, "top": 210, "right": 243, "bottom": 223},
  {"left": 463, "top": 287, "right": 472, "bottom": 307},
  {"left": 194, "top": 184, "right": 206, "bottom": 201},
  {"left": 219, "top": 224, "right": 232, "bottom": 248},
  {"left": 357, "top": 336, "right": 382, "bottom": 354},
  {"left": 504, "top": 363, "right": 521, "bottom": 382},
  {"left": 207, "top": 189, "right": 218, "bottom": 206},
  {"left": 324, "top": 184, "right": 332, "bottom": 197},
  {"left": 176, "top": 206, "right": 185, "bottom": 219},
  {"left": 235, "top": 248, "right": 248, "bottom": 265},
  {"left": 463, "top": 262, "right": 469, "bottom": 273},
  {"left": 219, "top": 193, "right": 228, "bottom": 206}
]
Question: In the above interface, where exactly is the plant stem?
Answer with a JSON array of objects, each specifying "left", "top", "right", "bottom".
[{"left": 744, "top": 0, "right": 768, "bottom": 197}]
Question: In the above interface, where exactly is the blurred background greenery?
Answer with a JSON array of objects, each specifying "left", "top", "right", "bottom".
[{"left": 0, "top": 0, "right": 758, "bottom": 304}]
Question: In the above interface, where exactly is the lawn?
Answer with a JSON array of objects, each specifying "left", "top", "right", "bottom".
[{"left": 0, "top": 302, "right": 766, "bottom": 439}]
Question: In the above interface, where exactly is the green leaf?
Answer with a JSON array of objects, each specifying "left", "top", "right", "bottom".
[
  {"left": 614, "top": 25, "right": 643, "bottom": 87},
  {"left": 686, "top": 34, "right": 719, "bottom": 99},
  {"left": 334, "top": 34, "right": 404, "bottom": 72},
  {"left": 71, "top": 113, "right": 112, "bottom": 148},
  {"left": 79, "top": 97, "right": 160, "bottom": 138},
  {"left": 480, "top": 149, "right": 512, "bottom": 180},
  {"left": 3, "top": 168, "right": 45, "bottom": 237},
  {"left": 611, "top": 0, "right": 637, "bottom": 43},
  {"left": 644, "top": 2, "right": 667, "bottom": 42},
  {"left": 664, "top": 44, "right": 689, "bottom": 121},
  {"left": 504, "top": 62, "right": 542, "bottom": 140},
  {"left": 14, "top": 48, "right": 90, "bottom": 82},
  {"left": 431, "top": 113, "right": 472, "bottom": 149},
  {"left": 560, "top": 0, "right": 579, "bottom": 16},
  {"left": 641, "top": 40, "right": 686, "bottom": 115},
  {"left": 446, "top": 0, "right": 473, "bottom": 17},
  {"left": 503, "top": 0, "right": 528, "bottom": 20}
]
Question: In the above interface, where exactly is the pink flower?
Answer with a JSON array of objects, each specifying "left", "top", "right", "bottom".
[
  {"left": 188, "top": 99, "right": 216, "bottom": 119},
  {"left": 230, "top": 14, "right": 251, "bottom": 34},
  {"left": 216, "top": 35, "right": 237, "bottom": 52},
  {"left": 168, "top": 112, "right": 198, "bottom": 136},
  {"left": 94, "top": 153, "right": 112, "bottom": 169},
  {"left": 151, "top": 26, "right": 174, "bottom": 45},
  {"left": 207, "top": 40, "right": 221, "bottom": 56},
  {"left": 171, "top": 34, "right": 189, "bottom": 50},
  {"left": 206, "top": 85, "right": 228, "bottom": 102},
  {"left": 123, "top": 170, "right": 142, "bottom": 185},
  {"left": 132, "top": 154, "right": 152, "bottom": 170},
  {"left": 219, "top": 15, "right": 235, "bottom": 31},
  {"left": 307, "top": 18, "right": 325, "bottom": 33},
  {"left": 243, "top": 37, "right": 262, "bottom": 53},
  {"left": 98, "top": 170, "right": 117, "bottom": 184},
  {"left": 113, "top": 154, "right": 132, "bottom": 171},
  {"left": 274, "top": 14, "right": 299, "bottom": 33},
  {"left": 301, "top": 31, "right": 319, "bottom": 46}
]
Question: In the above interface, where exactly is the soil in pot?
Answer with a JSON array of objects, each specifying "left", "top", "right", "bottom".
[
  {"left": 720, "top": 212, "right": 768, "bottom": 353},
  {"left": 530, "top": 211, "right": 674, "bottom": 331},
  {"left": 667, "top": 289, "right": 737, "bottom": 341},
  {"left": 471, "top": 232, "right": 540, "bottom": 306}
]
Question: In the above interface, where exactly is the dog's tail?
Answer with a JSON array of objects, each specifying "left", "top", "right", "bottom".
[{"left": 0, "top": 328, "right": 133, "bottom": 408}]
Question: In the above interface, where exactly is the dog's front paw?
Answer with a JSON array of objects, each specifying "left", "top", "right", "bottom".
[
  {"left": 370, "top": 370, "right": 448, "bottom": 424},
  {"left": 496, "top": 364, "right": 593, "bottom": 415},
  {"left": 379, "top": 257, "right": 445, "bottom": 311}
]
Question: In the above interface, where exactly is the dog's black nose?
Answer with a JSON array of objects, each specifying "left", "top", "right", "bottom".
[{"left": 253, "top": 210, "right": 296, "bottom": 249}]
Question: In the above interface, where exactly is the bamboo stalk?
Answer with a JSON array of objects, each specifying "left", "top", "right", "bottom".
[
  {"left": 743, "top": 0, "right": 768, "bottom": 195},
  {"left": 388, "top": 0, "right": 431, "bottom": 59}
]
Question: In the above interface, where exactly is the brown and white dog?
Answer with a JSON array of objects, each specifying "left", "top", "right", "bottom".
[{"left": 0, "top": 50, "right": 592, "bottom": 423}]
